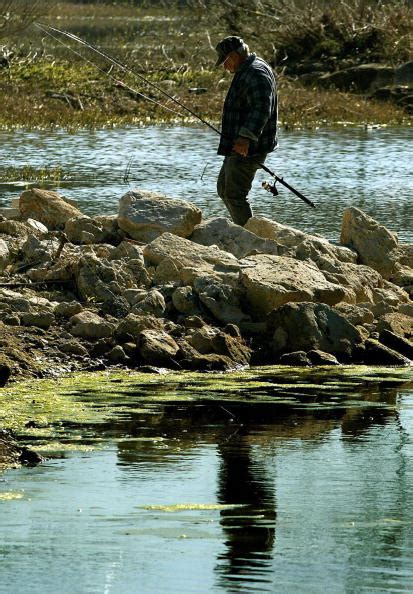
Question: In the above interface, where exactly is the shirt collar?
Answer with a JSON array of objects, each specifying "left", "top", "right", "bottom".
[{"left": 235, "top": 53, "right": 256, "bottom": 74}]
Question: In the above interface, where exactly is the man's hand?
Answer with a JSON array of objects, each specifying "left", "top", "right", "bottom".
[{"left": 232, "top": 136, "right": 250, "bottom": 157}]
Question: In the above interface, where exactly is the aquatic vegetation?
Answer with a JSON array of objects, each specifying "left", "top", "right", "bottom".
[
  {"left": 0, "top": 165, "right": 64, "bottom": 182},
  {"left": 141, "top": 503, "right": 246, "bottom": 512},
  {"left": 0, "top": 491, "right": 24, "bottom": 501}
]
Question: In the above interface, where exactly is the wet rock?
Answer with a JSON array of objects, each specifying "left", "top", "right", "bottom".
[
  {"left": 307, "top": 350, "right": 340, "bottom": 366},
  {"left": 118, "top": 189, "right": 202, "bottom": 242},
  {"left": 138, "top": 329, "right": 179, "bottom": 365},
  {"left": 363, "top": 339, "right": 411, "bottom": 366},
  {"left": 55, "top": 301, "right": 83, "bottom": 318},
  {"left": 69, "top": 310, "right": 115, "bottom": 340},
  {"left": 279, "top": 351, "right": 310, "bottom": 366},
  {"left": 20, "top": 311, "right": 55, "bottom": 329},
  {"left": 379, "top": 329, "right": 413, "bottom": 360},
  {"left": 239, "top": 254, "right": 345, "bottom": 318},
  {"left": 245, "top": 216, "right": 356, "bottom": 264},
  {"left": 190, "top": 216, "right": 283, "bottom": 259},
  {"left": 132, "top": 289, "right": 165, "bottom": 318},
  {"left": 19, "top": 188, "right": 82, "bottom": 230},
  {"left": 172, "top": 286, "right": 200, "bottom": 316},
  {"left": 186, "top": 326, "right": 251, "bottom": 365},
  {"left": 177, "top": 339, "right": 235, "bottom": 371},
  {"left": 268, "top": 302, "right": 362, "bottom": 358},
  {"left": 0, "top": 359, "right": 12, "bottom": 386},
  {"left": 340, "top": 207, "right": 399, "bottom": 279},
  {"left": 88, "top": 339, "right": 113, "bottom": 358}
]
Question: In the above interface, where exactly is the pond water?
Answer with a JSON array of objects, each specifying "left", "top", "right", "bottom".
[
  {"left": 0, "top": 125, "right": 412, "bottom": 242},
  {"left": 1, "top": 367, "right": 413, "bottom": 593}
]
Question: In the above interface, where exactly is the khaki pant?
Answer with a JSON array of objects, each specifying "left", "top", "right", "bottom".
[{"left": 217, "top": 152, "right": 267, "bottom": 226}]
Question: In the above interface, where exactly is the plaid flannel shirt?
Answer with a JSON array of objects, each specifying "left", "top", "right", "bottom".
[{"left": 218, "top": 54, "right": 278, "bottom": 157}]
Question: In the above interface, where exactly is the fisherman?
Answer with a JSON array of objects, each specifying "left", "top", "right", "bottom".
[{"left": 215, "top": 36, "right": 278, "bottom": 226}]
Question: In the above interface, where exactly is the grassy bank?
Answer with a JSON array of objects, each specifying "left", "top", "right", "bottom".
[{"left": 0, "top": 1, "right": 411, "bottom": 131}]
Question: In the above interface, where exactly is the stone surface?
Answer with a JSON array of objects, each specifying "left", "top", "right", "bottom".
[
  {"left": 340, "top": 207, "right": 399, "bottom": 278},
  {"left": 65, "top": 216, "right": 106, "bottom": 244},
  {"left": 379, "top": 329, "right": 413, "bottom": 360},
  {"left": 268, "top": 302, "right": 362, "bottom": 357},
  {"left": 190, "top": 217, "right": 283, "bottom": 259},
  {"left": 110, "top": 240, "right": 144, "bottom": 263},
  {"left": 19, "top": 188, "right": 82, "bottom": 230},
  {"left": 69, "top": 311, "right": 114, "bottom": 339},
  {"left": 376, "top": 313, "right": 413, "bottom": 338},
  {"left": 118, "top": 189, "right": 201, "bottom": 242},
  {"left": 279, "top": 351, "right": 310, "bottom": 366},
  {"left": 395, "top": 61, "right": 413, "bottom": 86},
  {"left": 193, "top": 277, "right": 250, "bottom": 325},
  {"left": 239, "top": 254, "right": 345, "bottom": 317},
  {"left": 0, "top": 238, "right": 9, "bottom": 271},
  {"left": 55, "top": 301, "right": 83, "bottom": 318},
  {"left": 172, "top": 286, "right": 200, "bottom": 316},
  {"left": 132, "top": 289, "right": 166, "bottom": 318},
  {"left": 144, "top": 232, "right": 240, "bottom": 286},
  {"left": 20, "top": 311, "right": 55, "bottom": 329},
  {"left": 307, "top": 349, "right": 340, "bottom": 366},
  {"left": 334, "top": 303, "right": 375, "bottom": 326},
  {"left": 318, "top": 260, "right": 384, "bottom": 304},
  {"left": 363, "top": 339, "right": 411, "bottom": 366},
  {"left": 115, "top": 314, "right": 164, "bottom": 341},
  {"left": 138, "top": 329, "right": 179, "bottom": 365},
  {"left": 245, "top": 216, "right": 356, "bottom": 264}
]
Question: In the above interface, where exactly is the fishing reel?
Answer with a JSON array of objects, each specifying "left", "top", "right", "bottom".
[{"left": 262, "top": 180, "right": 278, "bottom": 196}]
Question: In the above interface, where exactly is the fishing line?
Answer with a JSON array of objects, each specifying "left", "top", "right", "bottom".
[{"left": 35, "top": 22, "right": 186, "bottom": 118}]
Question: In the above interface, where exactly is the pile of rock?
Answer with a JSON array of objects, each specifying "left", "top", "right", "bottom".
[{"left": 0, "top": 186, "right": 412, "bottom": 384}]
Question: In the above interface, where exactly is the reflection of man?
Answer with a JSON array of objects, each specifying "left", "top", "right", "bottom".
[{"left": 215, "top": 36, "right": 278, "bottom": 226}]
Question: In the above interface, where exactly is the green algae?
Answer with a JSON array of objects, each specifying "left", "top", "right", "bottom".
[
  {"left": 141, "top": 503, "right": 246, "bottom": 512},
  {"left": 0, "top": 492, "right": 24, "bottom": 501}
]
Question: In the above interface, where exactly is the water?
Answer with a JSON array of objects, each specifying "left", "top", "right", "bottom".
[
  {"left": 1, "top": 368, "right": 413, "bottom": 593},
  {"left": 1, "top": 126, "right": 412, "bottom": 242}
]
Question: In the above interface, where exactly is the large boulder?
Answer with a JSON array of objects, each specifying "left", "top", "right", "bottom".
[
  {"left": 340, "top": 207, "right": 399, "bottom": 278},
  {"left": 267, "top": 302, "right": 363, "bottom": 358},
  {"left": 192, "top": 277, "right": 250, "bottom": 325},
  {"left": 65, "top": 216, "right": 107, "bottom": 245},
  {"left": 318, "top": 63, "right": 395, "bottom": 92},
  {"left": 138, "top": 329, "right": 179, "bottom": 365},
  {"left": 190, "top": 217, "right": 284, "bottom": 259},
  {"left": 239, "top": 254, "right": 345, "bottom": 317},
  {"left": 118, "top": 189, "right": 202, "bottom": 242},
  {"left": 19, "top": 188, "right": 82, "bottom": 230},
  {"left": 318, "top": 259, "right": 384, "bottom": 304},
  {"left": 395, "top": 61, "right": 413, "bottom": 86},
  {"left": 245, "top": 216, "right": 356, "bottom": 264},
  {"left": 143, "top": 232, "right": 241, "bottom": 286}
]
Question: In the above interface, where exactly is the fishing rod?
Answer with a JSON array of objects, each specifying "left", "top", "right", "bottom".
[{"left": 35, "top": 22, "right": 315, "bottom": 209}]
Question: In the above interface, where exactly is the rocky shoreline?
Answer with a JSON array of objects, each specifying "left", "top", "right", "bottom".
[{"left": 0, "top": 187, "right": 412, "bottom": 389}]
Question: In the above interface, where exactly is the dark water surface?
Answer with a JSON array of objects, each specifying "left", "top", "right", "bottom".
[
  {"left": 1, "top": 367, "right": 413, "bottom": 593},
  {"left": 0, "top": 126, "right": 412, "bottom": 242}
]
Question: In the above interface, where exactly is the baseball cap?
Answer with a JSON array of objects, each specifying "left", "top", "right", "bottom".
[{"left": 214, "top": 36, "right": 245, "bottom": 67}]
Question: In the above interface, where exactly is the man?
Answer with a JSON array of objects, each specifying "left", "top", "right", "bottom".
[{"left": 215, "top": 36, "right": 278, "bottom": 226}]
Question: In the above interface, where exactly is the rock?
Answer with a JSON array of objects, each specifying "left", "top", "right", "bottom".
[
  {"left": 106, "top": 345, "right": 129, "bottom": 365},
  {"left": 22, "top": 234, "right": 59, "bottom": 266},
  {"left": 340, "top": 207, "right": 399, "bottom": 278},
  {"left": 379, "top": 329, "right": 413, "bottom": 360},
  {"left": 172, "top": 286, "right": 200, "bottom": 316},
  {"left": 115, "top": 314, "right": 164, "bottom": 341},
  {"left": 184, "top": 315, "right": 205, "bottom": 329},
  {"left": 267, "top": 302, "right": 362, "bottom": 358},
  {"left": 334, "top": 303, "right": 375, "bottom": 326},
  {"left": 317, "top": 260, "right": 384, "bottom": 304},
  {"left": 186, "top": 326, "right": 251, "bottom": 365},
  {"left": 376, "top": 313, "right": 413, "bottom": 338},
  {"left": 0, "top": 238, "right": 9, "bottom": 270},
  {"left": 57, "top": 340, "right": 89, "bottom": 357},
  {"left": 318, "top": 63, "right": 395, "bottom": 92},
  {"left": 144, "top": 232, "right": 240, "bottom": 286},
  {"left": 19, "top": 188, "right": 82, "bottom": 230},
  {"left": 3, "top": 314, "right": 20, "bottom": 326},
  {"left": 26, "top": 219, "right": 48, "bottom": 235},
  {"left": 118, "top": 189, "right": 201, "bottom": 242},
  {"left": 307, "top": 349, "right": 340, "bottom": 366},
  {"left": 69, "top": 311, "right": 114, "bottom": 339},
  {"left": 122, "top": 288, "right": 147, "bottom": 306},
  {"left": 399, "top": 303, "right": 413, "bottom": 317},
  {"left": 0, "top": 359, "right": 12, "bottom": 387},
  {"left": 279, "top": 351, "right": 310, "bottom": 366},
  {"left": 389, "top": 264, "right": 413, "bottom": 291},
  {"left": 398, "top": 244, "right": 413, "bottom": 269},
  {"left": 110, "top": 240, "right": 144, "bottom": 263},
  {"left": 245, "top": 216, "right": 356, "bottom": 264},
  {"left": 20, "top": 311, "right": 55, "bottom": 329},
  {"left": 190, "top": 217, "right": 283, "bottom": 259},
  {"left": 55, "top": 301, "right": 83, "bottom": 318},
  {"left": 138, "top": 329, "right": 179, "bottom": 365},
  {"left": 0, "top": 219, "right": 30, "bottom": 238},
  {"left": 132, "top": 289, "right": 165, "bottom": 318},
  {"left": 193, "top": 277, "right": 250, "bottom": 325},
  {"left": 75, "top": 253, "right": 150, "bottom": 304},
  {"left": 65, "top": 216, "right": 107, "bottom": 244},
  {"left": 363, "top": 339, "right": 410, "bottom": 366},
  {"left": 239, "top": 254, "right": 345, "bottom": 317},
  {"left": 177, "top": 339, "right": 236, "bottom": 371}
]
